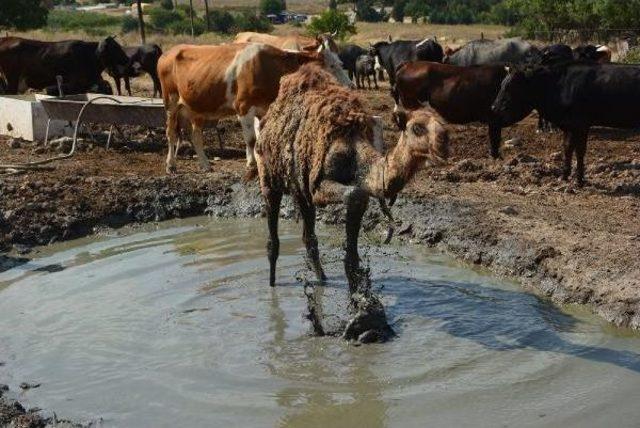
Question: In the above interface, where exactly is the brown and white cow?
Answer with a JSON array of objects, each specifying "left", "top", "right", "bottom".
[
  {"left": 157, "top": 42, "right": 352, "bottom": 174},
  {"left": 233, "top": 32, "right": 339, "bottom": 53}
]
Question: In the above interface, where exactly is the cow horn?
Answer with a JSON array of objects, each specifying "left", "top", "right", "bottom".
[
  {"left": 331, "top": 30, "right": 338, "bottom": 37},
  {"left": 504, "top": 66, "right": 510, "bottom": 73}
]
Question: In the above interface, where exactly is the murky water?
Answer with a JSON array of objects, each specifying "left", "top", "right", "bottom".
[{"left": 1, "top": 218, "right": 640, "bottom": 428}]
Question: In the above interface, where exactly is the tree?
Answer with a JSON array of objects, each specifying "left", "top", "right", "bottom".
[
  {"left": 0, "top": 0, "right": 48, "bottom": 31},
  {"left": 260, "top": 0, "right": 286, "bottom": 15},
  {"left": 160, "top": 0, "right": 174, "bottom": 10},
  {"left": 135, "top": 0, "right": 146, "bottom": 43},
  {"left": 392, "top": 0, "right": 406, "bottom": 22},
  {"left": 307, "top": 9, "right": 356, "bottom": 40},
  {"left": 355, "top": 0, "right": 386, "bottom": 22}
]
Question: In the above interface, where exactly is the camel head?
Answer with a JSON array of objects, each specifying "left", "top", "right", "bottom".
[{"left": 393, "top": 109, "right": 449, "bottom": 164}]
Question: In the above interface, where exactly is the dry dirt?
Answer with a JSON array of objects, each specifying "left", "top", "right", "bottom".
[{"left": 0, "top": 80, "right": 639, "bottom": 336}]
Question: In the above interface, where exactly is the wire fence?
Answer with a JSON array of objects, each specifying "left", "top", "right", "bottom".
[{"left": 531, "top": 28, "right": 640, "bottom": 45}]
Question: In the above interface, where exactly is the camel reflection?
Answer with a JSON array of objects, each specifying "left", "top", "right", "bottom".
[{"left": 266, "top": 287, "right": 389, "bottom": 428}]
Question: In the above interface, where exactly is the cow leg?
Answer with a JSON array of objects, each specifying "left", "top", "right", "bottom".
[
  {"left": 373, "top": 71, "right": 378, "bottom": 90},
  {"left": 263, "top": 188, "right": 282, "bottom": 287},
  {"left": 297, "top": 194, "right": 326, "bottom": 283},
  {"left": 190, "top": 118, "right": 211, "bottom": 172},
  {"left": 114, "top": 76, "right": 122, "bottom": 96},
  {"left": 574, "top": 130, "right": 589, "bottom": 187},
  {"left": 125, "top": 76, "right": 132, "bottom": 96},
  {"left": 152, "top": 74, "right": 162, "bottom": 98},
  {"left": 488, "top": 123, "right": 502, "bottom": 159},
  {"left": 366, "top": 73, "right": 372, "bottom": 90},
  {"left": 562, "top": 131, "right": 575, "bottom": 181},
  {"left": 238, "top": 108, "right": 258, "bottom": 170},
  {"left": 165, "top": 106, "right": 179, "bottom": 174}
]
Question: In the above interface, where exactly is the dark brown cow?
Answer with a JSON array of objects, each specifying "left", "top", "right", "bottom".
[
  {"left": 0, "top": 36, "right": 129, "bottom": 95},
  {"left": 394, "top": 61, "right": 526, "bottom": 158}
]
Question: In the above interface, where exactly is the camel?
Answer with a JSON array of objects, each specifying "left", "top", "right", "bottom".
[{"left": 255, "top": 63, "right": 448, "bottom": 339}]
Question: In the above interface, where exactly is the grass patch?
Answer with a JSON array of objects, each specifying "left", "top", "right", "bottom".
[{"left": 47, "top": 9, "right": 122, "bottom": 33}]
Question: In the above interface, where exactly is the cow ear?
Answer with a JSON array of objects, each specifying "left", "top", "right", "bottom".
[{"left": 393, "top": 110, "right": 408, "bottom": 131}]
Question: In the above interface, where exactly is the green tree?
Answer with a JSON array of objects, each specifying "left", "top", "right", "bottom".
[
  {"left": 356, "top": 0, "right": 386, "bottom": 22},
  {"left": 160, "top": 0, "right": 174, "bottom": 10},
  {"left": 0, "top": 0, "right": 48, "bottom": 30},
  {"left": 392, "top": 0, "right": 406, "bottom": 22},
  {"left": 307, "top": 9, "right": 356, "bottom": 40},
  {"left": 260, "top": 0, "right": 286, "bottom": 15}
]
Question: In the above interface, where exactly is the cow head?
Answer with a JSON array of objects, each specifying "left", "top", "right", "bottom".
[
  {"left": 96, "top": 36, "right": 130, "bottom": 74},
  {"left": 315, "top": 32, "right": 339, "bottom": 53},
  {"left": 318, "top": 44, "right": 355, "bottom": 88},
  {"left": 491, "top": 66, "right": 539, "bottom": 128}
]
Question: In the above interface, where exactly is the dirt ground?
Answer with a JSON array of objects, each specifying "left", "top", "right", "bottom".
[{"left": 0, "top": 78, "right": 639, "bottom": 335}]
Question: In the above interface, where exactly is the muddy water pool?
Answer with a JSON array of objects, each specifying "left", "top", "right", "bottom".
[{"left": 1, "top": 218, "right": 639, "bottom": 427}]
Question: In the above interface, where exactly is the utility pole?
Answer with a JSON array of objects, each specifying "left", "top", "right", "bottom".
[
  {"left": 189, "top": 0, "right": 195, "bottom": 38},
  {"left": 136, "top": 0, "right": 146, "bottom": 44},
  {"left": 204, "top": 0, "right": 211, "bottom": 32}
]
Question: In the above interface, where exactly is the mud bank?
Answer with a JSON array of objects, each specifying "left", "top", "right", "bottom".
[
  {"left": 3, "top": 161, "right": 636, "bottom": 331},
  {"left": 0, "top": 385, "right": 84, "bottom": 427}
]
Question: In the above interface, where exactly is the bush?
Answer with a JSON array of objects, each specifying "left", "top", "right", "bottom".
[
  {"left": 207, "top": 9, "right": 235, "bottom": 33},
  {"left": 160, "top": 0, "right": 174, "bottom": 10},
  {"left": 307, "top": 9, "right": 356, "bottom": 41},
  {"left": 149, "top": 8, "right": 183, "bottom": 30},
  {"left": 47, "top": 10, "right": 121, "bottom": 32},
  {"left": 232, "top": 11, "right": 273, "bottom": 33},
  {"left": 621, "top": 47, "right": 640, "bottom": 64},
  {"left": 392, "top": 0, "right": 406, "bottom": 23},
  {"left": 168, "top": 17, "right": 206, "bottom": 36},
  {"left": 356, "top": 0, "right": 387, "bottom": 22},
  {"left": 121, "top": 15, "right": 139, "bottom": 33},
  {"left": 260, "top": 0, "right": 286, "bottom": 15},
  {"left": 0, "top": 0, "right": 49, "bottom": 30}
]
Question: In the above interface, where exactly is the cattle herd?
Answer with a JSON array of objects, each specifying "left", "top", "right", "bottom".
[{"left": 0, "top": 31, "right": 637, "bottom": 336}]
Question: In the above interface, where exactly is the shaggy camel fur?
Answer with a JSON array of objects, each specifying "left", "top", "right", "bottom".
[{"left": 255, "top": 63, "right": 449, "bottom": 295}]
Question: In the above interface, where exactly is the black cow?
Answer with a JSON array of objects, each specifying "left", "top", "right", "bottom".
[
  {"left": 108, "top": 44, "right": 163, "bottom": 97},
  {"left": 369, "top": 38, "right": 444, "bottom": 86},
  {"left": 0, "top": 36, "right": 128, "bottom": 95},
  {"left": 355, "top": 54, "right": 378, "bottom": 90},
  {"left": 338, "top": 44, "right": 367, "bottom": 83},
  {"left": 446, "top": 38, "right": 539, "bottom": 66},
  {"left": 492, "top": 62, "right": 640, "bottom": 185},
  {"left": 573, "top": 44, "right": 612, "bottom": 63}
]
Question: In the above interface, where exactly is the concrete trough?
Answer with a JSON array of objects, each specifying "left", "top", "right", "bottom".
[{"left": 0, "top": 94, "right": 74, "bottom": 142}]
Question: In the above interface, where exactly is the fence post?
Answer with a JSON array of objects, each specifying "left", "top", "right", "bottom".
[{"left": 135, "top": 0, "right": 146, "bottom": 44}]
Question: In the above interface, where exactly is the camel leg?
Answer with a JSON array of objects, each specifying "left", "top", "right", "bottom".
[
  {"left": 311, "top": 180, "right": 369, "bottom": 293},
  {"left": 263, "top": 188, "right": 282, "bottom": 287},
  {"left": 190, "top": 118, "right": 211, "bottom": 172},
  {"left": 344, "top": 188, "right": 369, "bottom": 294},
  {"left": 297, "top": 195, "right": 326, "bottom": 283},
  {"left": 165, "top": 103, "right": 179, "bottom": 174}
]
